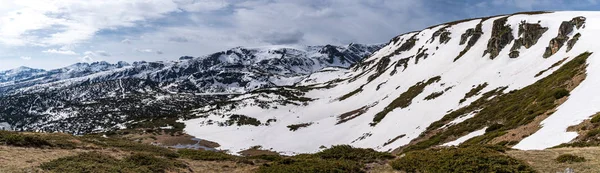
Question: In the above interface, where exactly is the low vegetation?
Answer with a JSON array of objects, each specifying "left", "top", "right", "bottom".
[
  {"left": 405, "top": 52, "right": 590, "bottom": 152},
  {"left": 424, "top": 91, "right": 444, "bottom": 100},
  {"left": 371, "top": 76, "right": 441, "bottom": 126},
  {"left": 459, "top": 82, "right": 488, "bottom": 103},
  {"left": 337, "top": 105, "right": 372, "bottom": 125},
  {"left": 0, "top": 131, "right": 52, "bottom": 148},
  {"left": 390, "top": 146, "right": 536, "bottom": 172},
  {"left": 338, "top": 86, "right": 364, "bottom": 101},
  {"left": 40, "top": 152, "right": 187, "bottom": 173},
  {"left": 221, "top": 114, "right": 262, "bottom": 126},
  {"left": 258, "top": 145, "right": 393, "bottom": 173},
  {"left": 287, "top": 122, "right": 313, "bottom": 131},
  {"left": 535, "top": 57, "right": 568, "bottom": 77},
  {"left": 555, "top": 154, "right": 586, "bottom": 163},
  {"left": 178, "top": 149, "right": 238, "bottom": 161}
]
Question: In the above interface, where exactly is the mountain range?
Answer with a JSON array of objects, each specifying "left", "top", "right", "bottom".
[{"left": 2, "top": 11, "right": 600, "bottom": 158}]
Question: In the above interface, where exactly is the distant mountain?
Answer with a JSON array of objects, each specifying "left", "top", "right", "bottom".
[{"left": 0, "top": 43, "right": 384, "bottom": 134}]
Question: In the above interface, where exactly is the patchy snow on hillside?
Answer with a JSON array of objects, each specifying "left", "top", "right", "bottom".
[
  {"left": 442, "top": 127, "right": 488, "bottom": 146},
  {"left": 183, "top": 11, "right": 600, "bottom": 154}
]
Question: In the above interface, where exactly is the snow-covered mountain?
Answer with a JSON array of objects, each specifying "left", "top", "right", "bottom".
[
  {"left": 178, "top": 11, "right": 600, "bottom": 155},
  {"left": 4, "top": 11, "right": 600, "bottom": 156},
  {"left": 0, "top": 43, "right": 383, "bottom": 133}
]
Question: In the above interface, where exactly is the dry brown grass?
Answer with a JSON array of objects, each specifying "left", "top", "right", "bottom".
[
  {"left": 0, "top": 146, "right": 80, "bottom": 173},
  {"left": 508, "top": 147, "right": 600, "bottom": 173}
]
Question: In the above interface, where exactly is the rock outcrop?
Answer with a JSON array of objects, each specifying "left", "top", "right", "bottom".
[
  {"left": 543, "top": 16, "right": 586, "bottom": 58},
  {"left": 483, "top": 17, "right": 514, "bottom": 59},
  {"left": 509, "top": 21, "right": 548, "bottom": 58}
]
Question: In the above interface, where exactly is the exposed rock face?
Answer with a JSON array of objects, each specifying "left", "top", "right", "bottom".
[
  {"left": 484, "top": 17, "right": 514, "bottom": 59},
  {"left": 455, "top": 23, "right": 484, "bottom": 61},
  {"left": 414, "top": 46, "right": 429, "bottom": 64},
  {"left": 398, "top": 34, "right": 419, "bottom": 52},
  {"left": 509, "top": 51, "right": 520, "bottom": 58},
  {"left": 509, "top": 21, "right": 549, "bottom": 58},
  {"left": 566, "top": 33, "right": 582, "bottom": 52},
  {"left": 543, "top": 16, "right": 586, "bottom": 58},
  {"left": 429, "top": 26, "right": 451, "bottom": 44}
]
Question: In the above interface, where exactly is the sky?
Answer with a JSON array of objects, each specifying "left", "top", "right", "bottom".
[{"left": 0, "top": 0, "right": 599, "bottom": 71}]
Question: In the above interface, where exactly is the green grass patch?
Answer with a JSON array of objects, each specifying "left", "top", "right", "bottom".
[
  {"left": 424, "top": 91, "right": 444, "bottom": 100},
  {"left": 287, "top": 122, "right": 313, "bottom": 131},
  {"left": 257, "top": 145, "right": 393, "bottom": 173},
  {"left": 590, "top": 113, "right": 600, "bottom": 123},
  {"left": 555, "top": 154, "right": 586, "bottom": 163},
  {"left": 222, "top": 114, "right": 262, "bottom": 126},
  {"left": 257, "top": 158, "right": 363, "bottom": 173},
  {"left": 371, "top": 76, "right": 441, "bottom": 126},
  {"left": 338, "top": 86, "right": 364, "bottom": 101},
  {"left": 316, "top": 145, "right": 394, "bottom": 163},
  {"left": 390, "top": 147, "right": 535, "bottom": 173},
  {"left": 0, "top": 131, "right": 52, "bottom": 148},
  {"left": 178, "top": 149, "right": 239, "bottom": 161},
  {"left": 460, "top": 82, "right": 488, "bottom": 103},
  {"left": 40, "top": 152, "right": 186, "bottom": 173},
  {"left": 81, "top": 135, "right": 179, "bottom": 158}
]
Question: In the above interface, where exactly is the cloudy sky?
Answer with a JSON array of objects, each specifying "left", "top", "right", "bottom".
[{"left": 0, "top": 0, "right": 598, "bottom": 70}]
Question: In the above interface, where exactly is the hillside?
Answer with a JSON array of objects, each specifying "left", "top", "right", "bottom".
[
  {"left": 3, "top": 10, "right": 600, "bottom": 172},
  {"left": 178, "top": 11, "right": 600, "bottom": 156}
]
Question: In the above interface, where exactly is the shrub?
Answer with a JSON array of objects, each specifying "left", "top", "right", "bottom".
[
  {"left": 41, "top": 152, "right": 186, "bottom": 173},
  {"left": 223, "top": 114, "right": 262, "bottom": 126},
  {"left": 287, "top": 123, "right": 313, "bottom": 131},
  {"left": 257, "top": 159, "right": 363, "bottom": 173},
  {"left": 339, "top": 87, "right": 363, "bottom": 101},
  {"left": 372, "top": 76, "right": 441, "bottom": 125},
  {"left": 590, "top": 113, "right": 600, "bottom": 124},
  {"left": 585, "top": 129, "right": 600, "bottom": 138},
  {"left": 177, "top": 149, "right": 238, "bottom": 161},
  {"left": 486, "top": 123, "right": 504, "bottom": 132},
  {"left": 316, "top": 145, "right": 394, "bottom": 163},
  {"left": 553, "top": 89, "right": 570, "bottom": 99},
  {"left": 0, "top": 131, "right": 52, "bottom": 148},
  {"left": 555, "top": 154, "right": 586, "bottom": 163},
  {"left": 124, "top": 153, "right": 187, "bottom": 172},
  {"left": 424, "top": 91, "right": 444, "bottom": 100},
  {"left": 40, "top": 152, "right": 123, "bottom": 172},
  {"left": 390, "top": 147, "right": 535, "bottom": 172},
  {"left": 42, "top": 152, "right": 183, "bottom": 172},
  {"left": 81, "top": 135, "right": 179, "bottom": 158}
]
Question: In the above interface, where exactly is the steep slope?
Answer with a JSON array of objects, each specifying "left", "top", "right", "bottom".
[
  {"left": 182, "top": 11, "right": 600, "bottom": 155},
  {"left": 0, "top": 43, "right": 383, "bottom": 134}
]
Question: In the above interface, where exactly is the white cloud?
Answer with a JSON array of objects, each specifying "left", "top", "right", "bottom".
[
  {"left": 175, "top": 0, "right": 229, "bottom": 12},
  {"left": 121, "top": 39, "right": 132, "bottom": 44},
  {"left": 84, "top": 50, "right": 110, "bottom": 57},
  {"left": 0, "top": 0, "right": 180, "bottom": 46},
  {"left": 136, "top": 48, "right": 163, "bottom": 55},
  {"left": 42, "top": 49, "right": 77, "bottom": 55},
  {"left": 20, "top": 56, "right": 32, "bottom": 60}
]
